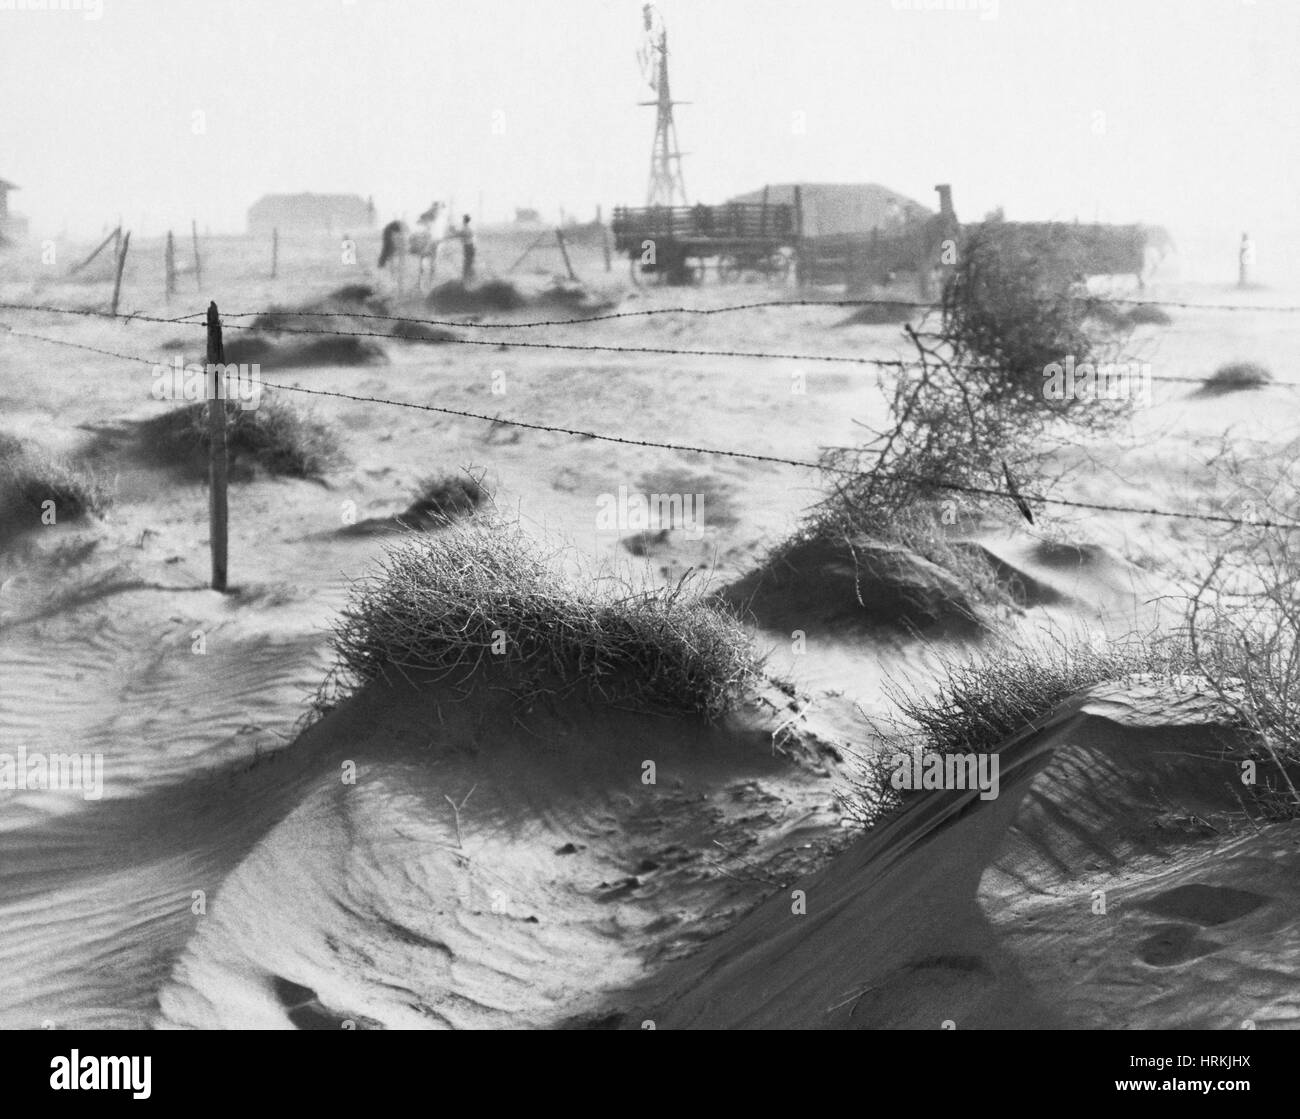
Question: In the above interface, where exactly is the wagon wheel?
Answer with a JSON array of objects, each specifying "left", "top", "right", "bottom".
[{"left": 717, "top": 254, "right": 741, "bottom": 284}]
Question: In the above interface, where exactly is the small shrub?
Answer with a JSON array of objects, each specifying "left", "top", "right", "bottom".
[
  {"left": 728, "top": 507, "right": 1000, "bottom": 635},
  {"left": 806, "top": 223, "right": 1141, "bottom": 575},
  {"left": 387, "top": 319, "right": 458, "bottom": 343},
  {"left": 426, "top": 280, "right": 525, "bottom": 313},
  {"left": 939, "top": 223, "right": 1130, "bottom": 419},
  {"left": 1189, "top": 438, "right": 1300, "bottom": 813},
  {"left": 1124, "top": 303, "right": 1173, "bottom": 327},
  {"left": 1198, "top": 361, "right": 1272, "bottom": 396},
  {"left": 839, "top": 301, "right": 918, "bottom": 326},
  {"left": 401, "top": 473, "right": 489, "bottom": 526},
  {"left": 843, "top": 635, "right": 1193, "bottom": 825},
  {"left": 0, "top": 435, "right": 111, "bottom": 535},
  {"left": 141, "top": 395, "right": 344, "bottom": 480},
  {"left": 312, "top": 520, "right": 759, "bottom": 725}
]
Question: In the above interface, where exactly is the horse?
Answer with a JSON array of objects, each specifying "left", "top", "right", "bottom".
[
  {"left": 410, "top": 201, "right": 450, "bottom": 291},
  {"left": 377, "top": 202, "right": 451, "bottom": 294}
]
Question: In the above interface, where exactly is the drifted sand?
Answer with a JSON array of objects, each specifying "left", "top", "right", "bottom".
[
  {"left": 2, "top": 241, "right": 1299, "bottom": 1028},
  {"left": 618, "top": 687, "right": 1298, "bottom": 1029}
]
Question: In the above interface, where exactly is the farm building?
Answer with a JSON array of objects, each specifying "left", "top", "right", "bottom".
[
  {"left": 0, "top": 177, "right": 29, "bottom": 241},
  {"left": 726, "top": 183, "right": 931, "bottom": 238},
  {"left": 246, "top": 192, "right": 375, "bottom": 237},
  {"left": 611, "top": 181, "right": 945, "bottom": 286}
]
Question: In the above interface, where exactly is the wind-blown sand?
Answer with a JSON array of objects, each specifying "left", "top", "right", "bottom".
[
  {"left": 620, "top": 687, "right": 1298, "bottom": 1029},
  {"left": 2, "top": 235, "right": 1298, "bottom": 1028}
]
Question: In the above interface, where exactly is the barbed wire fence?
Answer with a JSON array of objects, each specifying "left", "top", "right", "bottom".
[
  {"left": 3, "top": 295, "right": 1299, "bottom": 589},
  {"left": 4, "top": 297, "right": 1299, "bottom": 389}
]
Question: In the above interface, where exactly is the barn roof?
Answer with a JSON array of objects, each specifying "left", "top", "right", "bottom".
[
  {"left": 727, "top": 183, "right": 930, "bottom": 237},
  {"left": 247, "top": 192, "right": 375, "bottom": 232},
  {"left": 248, "top": 192, "right": 370, "bottom": 213}
]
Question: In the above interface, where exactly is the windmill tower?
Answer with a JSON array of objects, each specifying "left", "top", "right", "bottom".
[{"left": 638, "top": 4, "right": 689, "bottom": 208}]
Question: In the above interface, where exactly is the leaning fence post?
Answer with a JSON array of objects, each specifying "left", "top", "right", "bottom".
[
  {"left": 271, "top": 227, "right": 278, "bottom": 279},
  {"left": 192, "top": 220, "right": 204, "bottom": 290},
  {"left": 597, "top": 204, "right": 612, "bottom": 273},
  {"left": 110, "top": 230, "right": 131, "bottom": 317},
  {"left": 554, "top": 227, "right": 577, "bottom": 281},
  {"left": 206, "top": 301, "right": 229, "bottom": 592},
  {"left": 68, "top": 225, "right": 119, "bottom": 276}
]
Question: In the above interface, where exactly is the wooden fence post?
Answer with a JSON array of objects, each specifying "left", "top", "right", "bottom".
[
  {"left": 165, "top": 231, "right": 177, "bottom": 299},
  {"left": 206, "top": 301, "right": 229, "bottom": 592},
  {"left": 271, "top": 227, "right": 278, "bottom": 279},
  {"left": 595, "top": 201, "right": 611, "bottom": 271},
  {"left": 793, "top": 185, "right": 806, "bottom": 287},
  {"left": 554, "top": 227, "right": 577, "bottom": 281},
  {"left": 192, "top": 220, "right": 204, "bottom": 290},
  {"left": 110, "top": 230, "right": 131, "bottom": 317}
]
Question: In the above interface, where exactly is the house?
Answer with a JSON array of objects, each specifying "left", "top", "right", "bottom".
[
  {"left": 0, "top": 177, "right": 29, "bottom": 241},
  {"left": 727, "top": 182, "right": 931, "bottom": 238},
  {"left": 247, "top": 193, "right": 375, "bottom": 237}
]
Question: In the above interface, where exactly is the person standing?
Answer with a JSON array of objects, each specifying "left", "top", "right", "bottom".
[
  {"left": 459, "top": 215, "right": 477, "bottom": 284},
  {"left": 1239, "top": 231, "right": 1255, "bottom": 289}
]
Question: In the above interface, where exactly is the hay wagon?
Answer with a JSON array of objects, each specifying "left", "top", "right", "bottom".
[
  {"left": 793, "top": 186, "right": 1164, "bottom": 295},
  {"left": 966, "top": 221, "right": 1158, "bottom": 288},
  {"left": 611, "top": 202, "right": 796, "bottom": 284}
]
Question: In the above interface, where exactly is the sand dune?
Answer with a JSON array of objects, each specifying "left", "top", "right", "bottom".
[
  {"left": 2, "top": 253, "right": 1298, "bottom": 1030},
  {"left": 616, "top": 687, "right": 1298, "bottom": 1029}
]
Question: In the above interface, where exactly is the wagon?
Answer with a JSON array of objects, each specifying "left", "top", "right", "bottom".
[{"left": 611, "top": 202, "right": 796, "bottom": 285}]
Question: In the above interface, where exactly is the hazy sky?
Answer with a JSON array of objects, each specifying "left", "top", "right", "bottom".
[{"left": 1, "top": 0, "right": 1295, "bottom": 240}]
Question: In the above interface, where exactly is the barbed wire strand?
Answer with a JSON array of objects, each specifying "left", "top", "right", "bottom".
[
  {"left": 206, "top": 295, "right": 1300, "bottom": 329},
  {"left": 0, "top": 323, "right": 160, "bottom": 366},
  {"left": 8, "top": 292, "right": 1300, "bottom": 333},
  {"left": 5, "top": 299, "right": 1299, "bottom": 389},
  {"left": 4, "top": 321, "right": 1295, "bottom": 531}
]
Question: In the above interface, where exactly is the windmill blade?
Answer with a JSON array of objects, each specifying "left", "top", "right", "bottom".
[
  {"left": 640, "top": 4, "right": 665, "bottom": 89},
  {"left": 637, "top": 44, "right": 657, "bottom": 90}
]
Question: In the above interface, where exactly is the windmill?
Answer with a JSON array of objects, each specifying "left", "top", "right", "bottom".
[{"left": 637, "top": 4, "right": 689, "bottom": 208}]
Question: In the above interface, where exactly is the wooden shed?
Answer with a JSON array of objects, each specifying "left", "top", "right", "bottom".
[{"left": 247, "top": 192, "right": 375, "bottom": 237}]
